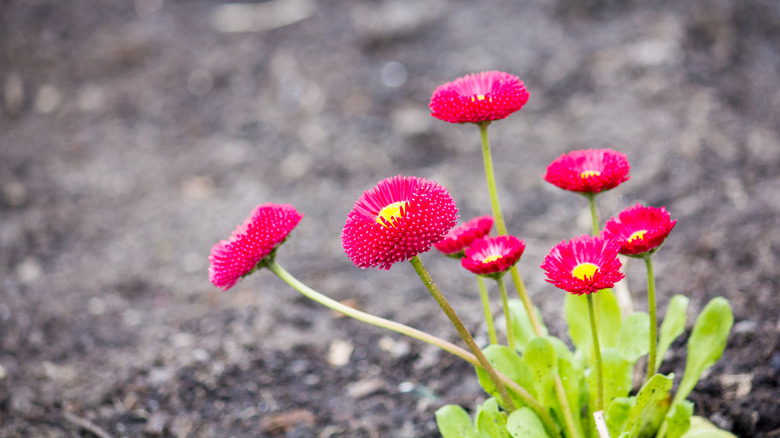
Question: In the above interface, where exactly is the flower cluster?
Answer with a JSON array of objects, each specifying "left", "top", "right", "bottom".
[{"left": 205, "top": 68, "right": 732, "bottom": 438}]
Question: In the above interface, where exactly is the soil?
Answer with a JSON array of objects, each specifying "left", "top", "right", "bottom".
[{"left": 1, "top": 0, "right": 779, "bottom": 437}]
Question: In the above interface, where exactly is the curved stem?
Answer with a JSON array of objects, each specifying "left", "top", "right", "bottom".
[
  {"left": 409, "top": 255, "right": 515, "bottom": 411},
  {"left": 588, "top": 293, "right": 605, "bottom": 412},
  {"left": 477, "top": 276, "right": 498, "bottom": 345},
  {"left": 268, "top": 260, "right": 475, "bottom": 363},
  {"left": 268, "top": 260, "right": 560, "bottom": 436},
  {"left": 644, "top": 254, "right": 658, "bottom": 382},
  {"left": 496, "top": 276, "right": 515, "bottom": 350}
]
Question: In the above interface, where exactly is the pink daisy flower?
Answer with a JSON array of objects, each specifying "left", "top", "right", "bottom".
[
  {"left": 342, "top": 175, "right": 458, "bottom": 270},
  {"left": 544, "top": 149, "right": 630, "bottom": 194},
  {"left": 461, "top": 235, "right": 525, "bottom": 278},
  {"left": 209, "top": 203, "right": 303, "bottom": 291},
  {"left": 434, "top": 215, "right": 494, "bottom": 257},
  {"left": 429, "top": 71, "right": 530, "bottom": 124},
  {"left": 541, "top": 234, "right": 624, "bottom": 295},
  {"left": 603, "top": 203, "right": 677, "bottom": 256}
]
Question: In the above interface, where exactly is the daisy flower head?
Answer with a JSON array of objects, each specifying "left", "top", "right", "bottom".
[
  {"left": 342, "top": 175, "right": 459, "bottom": 270},
  {"left": 434, "top": 215, "right": 494, "bottom": 257},
  {"left": 541, "top": 234, "right": 624, "bottom": 295},
  {"left": 209, "top": 203, "right": 303, "bottom": 291},
  {"left": 461, "top": 235, "right": 525, "bottom": 278},
  {"left": 544, "top": 149, "right": 630, "bottom": 194},
  {"left": 429, "top": 71, "right": 530, "bottom": 124},
  {"left": 603, "top": 203, "right": 677, "bottom": 256}
]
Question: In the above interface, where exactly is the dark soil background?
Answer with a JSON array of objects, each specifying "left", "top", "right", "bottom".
[{"left": 2, "top": 0, "right": 779, "bottom": 437}]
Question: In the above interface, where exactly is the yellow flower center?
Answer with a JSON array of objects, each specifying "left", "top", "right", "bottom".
[
  {"left": 572, "top": 262, "right": 599, "bottom": 281},
  {"left": 470, "top": 94, "right": 492, "bottom": 102},
  {"left": 376, "top": 201, "right": 407, "bottom": 227},
  {"left": 628, "top": 230, "right": 648, "bottom": 243},
  {"left": 483, "top": 254, "right": 503, "bottom": 264},
  {"left": 580, "top": 170, "right": 602, "bottom": 179}
]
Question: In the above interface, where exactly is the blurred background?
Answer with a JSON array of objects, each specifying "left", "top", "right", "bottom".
[{"left": 1, "top": 0, "right": 779, "bottom": 436}]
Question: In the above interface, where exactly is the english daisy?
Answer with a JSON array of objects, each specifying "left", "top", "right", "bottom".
[
  {"left": 429, "top": 71, "right": 530, "bottom": 124},
  {"left": 603, "top": 203, "right": 677, "bottom": 256},
  {"left": 342, "top": 175, "right": 458, "bottom": 270},
  {"left": 434, "top": 215, "right": 494, "bottom": 257},
  {"left": 541, "top": 234, "right": 624, "bottom": 295},
  {"left": 544, "top": 149, "right": 630, "bottom": 194},
  {"left": 461, "top": 235, "right": 525, "bottom": 278},
  {"left": 209, "top": 203, "right": 303, "bottom": 291}
]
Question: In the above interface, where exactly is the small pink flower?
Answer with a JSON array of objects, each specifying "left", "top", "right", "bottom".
[
  {"left": 541, "top": 234, "right": 624, "bottom": 295},
  {"left": 342, "top": 175, "right": 458, "bottom": 270},
  {"left": 434, "top": 215, "right": 494, "bottom": 257},
  {"left": 603, "top": 203, "right": 677, "bottom": 256},
  {"left": 429, "top": 71, "right": 530, "bottom": 124},
  {"left": 209, "top": 203, "right": 303, "bottom": 291},
  {"left": 544, "top": 149, "right": 630, "bottom": 194},
  {"left": 461, "top": 235, "right": 525, "bottom": 278}
]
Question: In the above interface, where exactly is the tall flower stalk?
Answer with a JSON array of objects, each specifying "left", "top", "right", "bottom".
[
  {"left": 604, "top": 203, "right": 677, "bottom": 383},
  {"left": 542, "top": 235, "right": 625, "bottom": 414}
]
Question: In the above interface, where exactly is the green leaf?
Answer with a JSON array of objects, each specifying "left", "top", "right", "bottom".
[
  {"left": 673, "top": 297, "right": 733, "bottom": 406},
  {"left": 435, "top": 404, "right": 480, "bottom": 438},
  {"left": 605, "top": 397, "right": 633, "bottom": 438},
  {"left": 558, "top": 355, "right": 586, "bottom": 438},
  {"left": 617, "top": 311, "right": 650, "bottom": 363},
  {"left": 508, "top": 299, "right": 548, "bottom": 353},
  {"left": 624, "top": 373, "right": 674, "bottom": 437},
  {"left": 565, "top": 289, "right": 622, "bottom": 361},
  {"left": 524, "top": 337, "right": 559, "bottom": 410},
  {"left": 476, "top": 345, "right": 534, "bottom": 410},
  {"left": 476, "top": 398, "right": 507, "bottom": 438},
  {"left": 506, "top": 407, "right": 550, "bottom": 438},
  {"left": 665, "top": 400, "right": 693, "bottom": 438},
  {"left": 656, "top": 295, "right": 689, "bottom": 372},
  {"left": 680, "top": 416, "right": 737, "bottom": 438}
]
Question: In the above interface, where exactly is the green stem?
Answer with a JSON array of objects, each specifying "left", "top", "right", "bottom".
[
  {"left": 409, "top": 255, "right": 515, "bottom": 411},
  {"left": 496, "top": 276, "right": 515, "bottom": 350},
  {"left": 588, "top": 293, "right": 605, "bottom": 412},
  {"left": 586, "top": 192, "right": 600, "bottom": 235},
  {"left": 644, "top": 254, "right": 658, "bottom": 381},
  {"left": 509, "top": 266, "right": 544, "bottom": 336},
  {"left": 477, "top": 276, "right": 498, "bottom": 345},
  {"left": 268, "top": 260, "right": 475, "bottom": 364},
  {"left": 586, "top": 192, "right": 603, "bottom": 323},
  {"left": 478, "top": 122, "right": 507, "bottom": 235}
]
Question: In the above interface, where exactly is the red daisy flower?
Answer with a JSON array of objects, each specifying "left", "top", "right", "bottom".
[
  {"left": 342, "top": 175, "right": 458, "bottom": 270},
  {"left": 209, "top": 203, "right": 303, "bottom": 291},
  {"left": 602, "top": 203, "right": 677, "bottom": 256},
  {"left": 543, "top": 149, "right": 630, "bottom": 194},
  {"left": 434, "top": 215, "right": 494, "bottom": 257},
  {"left": 429, "top": 71, "right": 530, "bottom": 124},
  {"left": 461, "top": 235, "right": 525, "bottom": 278},
  {"left": 541, "top": 234, "right": 624, "bottom": 295}
]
